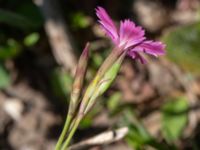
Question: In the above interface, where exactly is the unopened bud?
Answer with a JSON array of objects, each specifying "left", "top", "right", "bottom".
[
  {"left": 78, "top": 45, "right": 126, "bottom": 114},
  {"left": 69, "top": 42, "right": 90, "bottom": 115},
  {"left": 83, "top": 52, "right": 126, "bottom": 114}
]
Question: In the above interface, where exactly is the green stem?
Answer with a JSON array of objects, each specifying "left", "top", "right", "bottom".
[
  {"left": 55, "top": 115, "right": 72, "bottom": 150},
  {"left": 61, "top": 117, "right": 82, "bottom": 150}
]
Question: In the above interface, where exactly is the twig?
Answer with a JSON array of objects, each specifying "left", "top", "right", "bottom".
[
  {"left": 69, "top": 127, "right": 129, "bottom": 150},
  {"left": 33, "top": 0, "right": 77, "bottom": 72}
]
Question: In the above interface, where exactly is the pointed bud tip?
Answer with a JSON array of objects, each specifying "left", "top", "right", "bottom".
[{"left": 82, "top": 42, "right": 90, "bottom": 58}]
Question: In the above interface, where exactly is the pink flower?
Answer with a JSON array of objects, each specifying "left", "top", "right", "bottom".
[{"left": 96, "top": 7, "right": 165, "bottom": 63}]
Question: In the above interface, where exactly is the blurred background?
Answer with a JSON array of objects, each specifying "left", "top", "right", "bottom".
[{"left": 0, "top": 0, "right": 200, "bottom": 149}]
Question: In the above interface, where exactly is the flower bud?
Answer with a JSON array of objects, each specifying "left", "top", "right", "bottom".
[
  {"left": 83, "top": 52, "right": 126, "bottom": 114},
  {"left": 69, "top": 42, "right": 90, "bottom": 115}
]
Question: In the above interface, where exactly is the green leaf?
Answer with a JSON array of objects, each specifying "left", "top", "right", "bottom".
[
  {"left": 71, "top": 12, "right": 90, "bottom": 29},
  {"left": 0, "top": 64, "right": 11, "bottom": 89},
  {"left": 16, "top": 2, "right": 43, "bottom": 29},
  {"left": 0, "top": 9, "right": 35, "bottom": 30},
  {"left": 162, "top": 23, "right": 200, "bottom": 75},
  {"left": 123, "top": 109, "right": 171, "bottom": 150},
  {"left": 123, "top": 109, "right": 151, "bottom": 149},
  {"left": 0, "top": 39, "right": 22, "bottom": 60},
  {"left": 24, "top": 33, "right": 39, "bottom": 47},
  {"left": 161, "top": 97, "right": 189, "bottom": 141}
]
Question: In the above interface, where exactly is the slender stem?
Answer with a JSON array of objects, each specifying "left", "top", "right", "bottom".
[
  {"left": 61, "top": 117, "right": 82, "bottom": 150},
  {"left": 55, "top": 115, "right": 72, "bottom": 150}
]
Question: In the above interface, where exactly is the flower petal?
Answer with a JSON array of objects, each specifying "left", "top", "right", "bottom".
[
  {"left": 132, "top": 40, "right": 165, "bottom": 56},
  {"left": 128, "top": 51, "right": 147, "bottom": 64},
  {"left": 119, "top": 19, "right": 145, "bottom": 49},
  {"left": 96, "top": 7, "right": 118, "bottom": 42}
]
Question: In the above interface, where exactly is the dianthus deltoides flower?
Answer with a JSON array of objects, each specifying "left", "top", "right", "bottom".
[
  {"left": 96, "top": 6, "right": 165, "bottom": 63},
  {"left": 55, "top": 7, "right": 166, "bottom": 150},
  {"left": 78, "top": 7, "right": 166, "bottom": 115}
]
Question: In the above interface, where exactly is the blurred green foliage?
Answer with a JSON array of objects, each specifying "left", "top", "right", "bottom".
[
  {"left": 51, "top": 68, "right": 73, "bottom": 99},
  {"left": 122, "top": 109, "right": 176, "bottom": 150},
  {"left": 0, "top": 0, "right": 42, "bottom": 90},
  {"left": 70, "top": 12, "right": 90, "bottom": 29},
  {"left": 107, "top": 95, "right": 189, "bottom": 149},
  {"left": 0, "top": 9, "right": 35, "bottom": 30},
  {"left": 92, "top": 53, "right": 104, "bottom": 68},
  {"left": 162, "top": 23, "right": 200, "bottom": 75},
  {"left": 123, "top": 109, "right": 153, "bottom": 149},
  {"left": 107, "top": 92, "right": 122, "bottom": 112},
  {"left": 0, "top": 39, "right": 21, "bottom": 60},
  {"left": 161, "top": 96, "right": 189, "bottom": 142},
  {"left": 0, "top": 0, "right": 43, "bottom": 30},
  {"left": 24, "top": 33, "right": 40, "bottom": 47},
  {"left": 15, "top": 1, "right": 43, "bottom": 29},
  {"left": 0, "top": 64, "right": 11, "bottom": 89}
]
